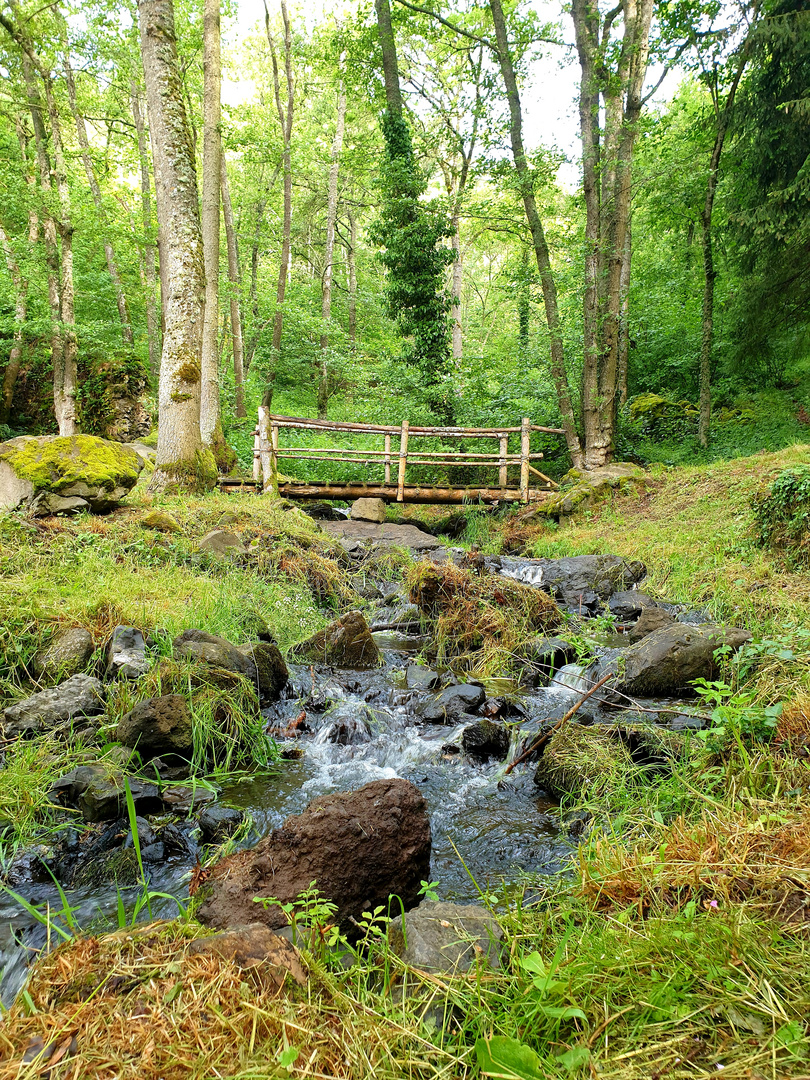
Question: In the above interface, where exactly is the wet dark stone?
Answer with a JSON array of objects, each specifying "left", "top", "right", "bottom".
[
  {"left": 462, "top": 720, "right": 511, "bottom": 763},
  {"left": 417, "top": 684, "right": 486, "bottom": 724},
  {"left": 117, "top": 694, "right": 193, "bottom": 759},
  {"left": 173, "top": 629, "right": 255, "bottom": 680},
  {"left": 323, "top": 715, "right": 372, "bottom": 745},
  {"left": 246, "top": 642, "right": 289, "bottom": 701},
  {"left": 627, "top": 608, "right": 677, "bottom": 642},
  {"left": 199, "top": 804, "right": 245, "bottom": 844},
  {"left": 608, "top": 591, "right": 659, "bottom": 620},
  {"left": 290, "top": 611, "right": 380, "bottom": 670},
  {"left": 523, "top": 636, "right": 579, "bottom": 677},
  {"left": 140, "top": 842, "right": 165, "bottom": 863},
  {"left": 405, "top": 665, "right": 440, "bottom": 691},
  {"left": 79, "top": 776, "right": 161, "bottom": 823},
  {"left": 124, "top": 815, "right": 156, "bottom": 849}
]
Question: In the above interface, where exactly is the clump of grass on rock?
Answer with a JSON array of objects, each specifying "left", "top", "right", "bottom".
[{"left": 406, "top": 561, "right": 560, "bottom": 672}]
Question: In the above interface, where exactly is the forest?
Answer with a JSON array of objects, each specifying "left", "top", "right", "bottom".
[
  {"left": 0, "top": 0, "right": 807, "bottom": 480},
  {"left": 1, "top": 0, "right": 810, "bottom": 1078}
]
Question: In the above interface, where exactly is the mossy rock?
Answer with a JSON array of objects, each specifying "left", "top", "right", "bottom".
[
  {"left": 140, "top": 510, "right": 183, "bottom": 534},
  {"left": 0, "top": 435, "right": 142, "bottom": 515},
  {"left": 538, "top": 463, "right": 647, "bottom": 518}
]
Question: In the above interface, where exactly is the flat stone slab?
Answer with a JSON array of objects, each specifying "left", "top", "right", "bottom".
[
  {"left": 321, "top": 520, "right": 441, "bottom": 551},
  {"left": 389, "top": 901, "right": 504, "bottom": 972}
]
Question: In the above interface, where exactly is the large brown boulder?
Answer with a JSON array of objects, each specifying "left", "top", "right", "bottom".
[
  {"left": 197, "top": 779, "right": 431, "bottom": 935},
  {"left": 289, "top": 610, "right": 379, "bottom": 669},
  {"left": 617, "top": 623, "right": 752, "bottom": 697}
]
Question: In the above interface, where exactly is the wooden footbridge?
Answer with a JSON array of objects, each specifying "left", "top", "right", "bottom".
[{"left": 222, "top": 408, "right": 564, "bottom": 505}]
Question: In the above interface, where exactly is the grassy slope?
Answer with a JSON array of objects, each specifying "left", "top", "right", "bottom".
[{"left": 1, "top": 451, "right": 810, "bottom": 1078}]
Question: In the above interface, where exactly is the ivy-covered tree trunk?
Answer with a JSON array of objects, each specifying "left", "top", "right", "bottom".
[{"left": 138, "top": 0, "right": 214, "bottom": 492}]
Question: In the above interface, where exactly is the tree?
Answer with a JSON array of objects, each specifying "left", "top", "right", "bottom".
[
  {"left": 200, "top": 0, "right": 222, "bottom": 449},
  {"left": 137, "top": 0, "right": 215, "bottom": 491},
  {"left": 318, "top": 80, "right": 346, "bottom": 419},
  {"left": 220, "top": 154, "right": 246, "bottom": 417},
  {"left": 371, "top": 0, "right": 455, "bottom": 418}
]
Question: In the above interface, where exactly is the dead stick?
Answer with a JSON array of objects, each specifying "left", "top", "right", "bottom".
[{"left": 504, "top": 672, "right": 614, "bottom": 775}]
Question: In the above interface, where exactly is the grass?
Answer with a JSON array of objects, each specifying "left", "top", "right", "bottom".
[{"left": 3, "top": 448, "right": 810, "bottom": 1077}]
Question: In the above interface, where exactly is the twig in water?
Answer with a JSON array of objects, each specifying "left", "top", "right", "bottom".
[{"left": 504, "top": 672, "right": 614, "bottom": 775}]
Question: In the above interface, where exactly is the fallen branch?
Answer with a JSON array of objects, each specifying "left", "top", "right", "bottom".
[{"left": 504, "top": 672, "right": 614, "bottom": 775}]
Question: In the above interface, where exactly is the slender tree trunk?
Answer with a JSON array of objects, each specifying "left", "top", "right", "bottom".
[
  {"left": 63, "top": 49, "right": 133, "bottom": 344},
  {"left": 263, "top": 0, "right": 294, "bottom": 409},
  {"left": 138, "top": 0, "right": 213, "bottom": 491},
  {"left": 130, "top": 79, "right": 161, "bottom": 380},
  {"left": 318, "top": 82, "right": 346, "bottom": 419},
  {"left": 200, "top": 0, "right": 222, "bottom": 448},
  {"left": 347, "top": 208, "right": 357, "bottom": 345},
  {"left": 41, "top": 64, "right": 78, "bottom": 435},
  {"left": 374, "top": 0, "right": 404, "bottom": 115},
  {"left": 697, "top": 30, "right": 756, "bottom": 446},
  {"left": 517, "top": 245, "right": 530, "bottom": 353},
  {"left": 617, "top": 217, "right": 631, "bottom": 405},
  {"left": 488, "top": 0, "right": 582, "bottom": 465},
  {"left": 0, "top": 223, "right": 27, "bottom": 426},
  {"left": 221, "top": 152, "right": 246, "bottom": 417}
]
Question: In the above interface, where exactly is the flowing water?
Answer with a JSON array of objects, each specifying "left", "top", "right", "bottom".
[{"left": 0, "top": 636, "right": 590, "bottom": 1004}]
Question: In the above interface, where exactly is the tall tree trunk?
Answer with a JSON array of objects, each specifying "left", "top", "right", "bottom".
[
  {"left": 346, "top": 208, "right": 357, "bottom": 345},
  {"left": 221, "top": 153, "right": 246, "bottom": 417},
  {"left": 698, "top": 30, "right": 756, "bottom": 447},
  {"left": 318, "top": 82, "right": 346, "bottom": 419},
  {"left": 200, "top": 0, "right": 222, "bottom": 448},
  {"left": 572, "top": 0, "right": 653, "bottom": 468},
  {"left": 246, "top": 196, "right": 264, "bottom": 373},
  {"left": 517, "top": 245, "right": 530, "bottom": 353},
  {"left": 450, "top": 220, "right": 463, "bottom": 366},
  {"left": 138, "top": 0, "right": 213, "bottom": 491},
  {"left": 374, "top": 0, "right": 404, "bottom": 116},
  {"left": 130, "top": 79, "right": 161, "bottom": 380},
  {"left": 263, "top": 0, "right": 294, "bottom": 410},
  {"left": 617, "top": 217, "right": 631, "bottom": 405},
  {"left": 63, "top": 49, "right": 133, "bottom": 344},
  {"left": 0, "top": 223, "right": 26, "bottom": 426},
  {"left": 488, "top": 0, "right": 582, "bottom": 465},
  {"left": 40, "top": 63, "right": 78, "bottom": 435}
]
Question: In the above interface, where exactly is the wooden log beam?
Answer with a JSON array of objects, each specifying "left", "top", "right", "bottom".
[
  {"left": 274, "top": 482, "right": 555, "bottom": 505},
  {"left": 265, "top": 412, "right": 565, "bottom": 437}
]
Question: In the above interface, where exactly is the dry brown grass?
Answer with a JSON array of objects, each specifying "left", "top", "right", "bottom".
[
  {"left": 579, "top": 801, "right": 810, "bottom": 925},
  {"left": 0, "top": 922, "right": 466, "bottom": 1080},
  {"left": 775, "top": 693, "right": 810, "bottom": 758},
  {"left": 406, "top": 561, "right": 560, "bottom": 671}
]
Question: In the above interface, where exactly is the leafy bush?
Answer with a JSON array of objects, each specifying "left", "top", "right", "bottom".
[{"left": 751, "top": 463, "right": 810, "bottom": 565}]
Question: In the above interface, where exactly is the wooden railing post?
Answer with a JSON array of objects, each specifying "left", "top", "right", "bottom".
[
  {"left": 258, "top": 406, "right": 272, "bottom": 491},
  {"left": 270, "top": 421, "right": 279, "bottom": 494},
  {"left": 519, "top": 417, "right": 531, "bottom": 503},
  {"left": 252, "top": 426, "right": 261, "bottom": 484},
  {"left": 397, "top": 420, "right": 409, "bottom": 502},
  {"left": 499, "top": 434, "right": 508, "bottom": 491},
  {"left": 384, "top": 433, "right": 391, "bottom": 485}
]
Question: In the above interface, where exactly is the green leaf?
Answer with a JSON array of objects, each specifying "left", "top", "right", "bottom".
[
  {"left": 556, "top": 1046, "right": 591, "bottom": 1073},
  {"left": 475, "top": 1036, "right": 545, "bottom": 1080},
  {"left": 277, "top": 1046, "right": 300, "bottom": 1068}
]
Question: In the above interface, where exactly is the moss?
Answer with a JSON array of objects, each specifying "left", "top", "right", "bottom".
[
  {"left": 73, "top": 847, "right": 141, "bottom": 888},
  {"left": 176, "top": 360, "right": 201, "bottom": 383},
  {"left": 171, "top": 392, "right": 193, "bottom": 403},
  {"left": 0, "top": 435, "right": 141, "bottom": 494},
  {"left": 152, "top": 449, "right": 217, "bottom": 494}
]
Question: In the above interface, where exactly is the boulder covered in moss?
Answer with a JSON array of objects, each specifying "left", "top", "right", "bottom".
[
  {"left": 0, "top": 434, "right": 142, "bottom": 514},
  {"left": 537, "top": 462, "right": 648, "bottom": 519},
  {"left": 617, "top": 623, "right": 752, "bottom": 697}
]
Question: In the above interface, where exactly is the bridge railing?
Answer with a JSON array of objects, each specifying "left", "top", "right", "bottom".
[{"left": 253, "top": 409, "right": 564, "bottom": 504}]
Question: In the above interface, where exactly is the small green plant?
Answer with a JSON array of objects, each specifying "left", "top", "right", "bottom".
[
  {"left": 751, "top": 463, "right": 810, "bottom": 565},
  {"left": 254, "top": 881, "right": 344, "bottom": 956}
]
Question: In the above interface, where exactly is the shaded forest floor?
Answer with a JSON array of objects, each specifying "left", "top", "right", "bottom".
[{"left": 1, "top": 445, "right": 810, "bottom": 1078}]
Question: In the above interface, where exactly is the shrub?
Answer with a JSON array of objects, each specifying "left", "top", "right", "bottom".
[{"left": 751, "top": 463, "right": 810, "bottom": 565}]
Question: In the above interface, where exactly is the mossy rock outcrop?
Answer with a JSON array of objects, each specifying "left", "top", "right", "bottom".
[
  {"left": 0, "top": 434, "right": 142, "bottom": 515},
  {"left": 537, "top": 462, "right": 648, "bottom": 519}
]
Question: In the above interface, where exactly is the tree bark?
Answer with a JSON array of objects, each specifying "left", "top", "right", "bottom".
[
  {"left": 318, "top": 82, "right": 346, "bottom": 419},
  {"left": 488, "top": 0, "right": 582, "bottom": 465},
  {"left": 63, "top": 48, "right": 133, "bottom": 344},
  {"left": 263, "top": 0, "right": 294, "bottom": 409},
  {"left": 138, "top": 0, "right": 212, "bottom": 491},
  {"left": 617, "top": 217, "right": 631, "bottom": 405},
  {"left": 346, "top": 208, "right": 357, "bottom": 345},
  {"left": 517, "top": 245, "right": 530, "bottom": 353},
  {"left": 131, "top": 78, "right": 161, "bottom": 381},
  {"left": 221, "top": 152, "right": 246, "bottom": 417},
  {"left": 200, "top": 0, "right": 222, "bottom": 448},
  {"left": 374, "top": 0, "right": 404, "bottom": 117},
  {"left": 698, "top": 26, "right": 756, "bottom": 447},
  {"left": 0, "top": 222, "right": 26, "bottom": 426}
]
